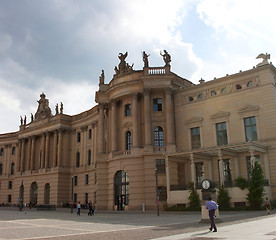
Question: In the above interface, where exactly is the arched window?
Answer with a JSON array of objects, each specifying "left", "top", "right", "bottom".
[
  {"left": 76, "top": 152, "right": 80, "bottom": 168},
  {"left": 154, "top": 127, "right": 164, "bottom": 146},
  {"left": 114, "top": 170, "right": 129, "bottom": 211},
  {"left": 126, "top": 131, "right": 131, "bottom": 150},
  {"left": 10, "top": 162, "right": 15, "bottom": 175}
]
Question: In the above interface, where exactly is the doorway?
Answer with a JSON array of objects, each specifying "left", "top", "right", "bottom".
[{"left": 114, "top": 170, "right": 129, "bottom": 211}]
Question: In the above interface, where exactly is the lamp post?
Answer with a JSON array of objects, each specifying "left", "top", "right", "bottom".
[
  {"left": 71, "top": 176, "right": 73, "bottom": 213},
  {"left": 155, "top": 168, "right": 159, "bottom": 216}
]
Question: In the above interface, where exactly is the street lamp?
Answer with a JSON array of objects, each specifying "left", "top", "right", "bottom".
[{"left": 155, "top": 168, "right": 159, "bottom": 216}]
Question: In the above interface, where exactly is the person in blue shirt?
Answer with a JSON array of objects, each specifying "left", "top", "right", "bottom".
[{"left": 205, "top": 197, "right": 218, "bottom": 232}]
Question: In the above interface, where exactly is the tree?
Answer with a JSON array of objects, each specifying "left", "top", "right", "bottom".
[
  {"left": 187, "top": 182, "right": 201, "bottom": 211},
  {"left": 247, "top": 161, "right": 265, "bottom": 209},
  {"left": 217, "top": 186, "right": 231, "bottom": 210}
]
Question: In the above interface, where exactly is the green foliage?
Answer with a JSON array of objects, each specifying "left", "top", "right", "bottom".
[
  {"left": 235, "top": 176, "right": 248, "bottom": 190},
  {"left": 187, "top": 182, "right": 201, "bottom": 211},
  {"left": 217, "top": 186, "right": 231, "bottom": 210},
  {"left": 247, "top": 162, "right": 265, "bottom": 209}
]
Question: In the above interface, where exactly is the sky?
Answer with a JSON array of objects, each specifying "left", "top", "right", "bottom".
[{"left": 0, "top": 0, "right": 275, "bottom": 133}]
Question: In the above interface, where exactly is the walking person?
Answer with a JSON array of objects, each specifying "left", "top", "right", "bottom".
[
  {"left": 77, "top": 202, "right": 81, "bottom": 215},
  {"left": 206, "top": 197, "right": 218, "bottom": 232},
  {"left": 265, "top": 197, "right": 271, "bottom": 214},
  {"left": 88, "top": 201, "right": 92, "bottom": 216}
]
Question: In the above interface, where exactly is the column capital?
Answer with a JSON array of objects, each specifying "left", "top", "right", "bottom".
[{"left": 143, "top": 88, "right": 151, "bottom": 96}]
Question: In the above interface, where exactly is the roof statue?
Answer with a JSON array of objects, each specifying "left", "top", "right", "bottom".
[
  {"left": 256, "top": 53, "right": 270, "bottom": 67},
  {"left": 142, "top": 51, "right": 150, "bottom": 68},
  {"left": 113, "top": 52, "right": 134, "bottom": 77},
  {"left": 34, "top": 93, "right": 52, "bottom": 120},
  {"left": 99, "top": 70, "right": 105, "bottom": 84},
  {"left": 160, "top": 50, "right": 171, "bottom": 66}
]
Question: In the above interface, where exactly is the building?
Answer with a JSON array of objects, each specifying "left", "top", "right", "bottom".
[{"left": 0, "top": 52, "right": 276, "bottom": 210}]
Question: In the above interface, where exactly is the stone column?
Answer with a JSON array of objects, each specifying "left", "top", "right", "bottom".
[
  {"left": 165, "top": 89, "right": 176, "bottom": 152},
  {"left": 44, "top": 132, "right": 50, "bottom": 169},
  {"left": 132, "top": 93, "right": 139, "bottom": 148},
  {"left": 144, "top": 88, "right": 151, "bottom": 148},
  {"left": 234, "top": 156, "right": 240, "bottom": 178},
  {"left": 218, "top": 150, "right": 224, "bottom": 186},
  {"left": 263, "top": 152, "right": 271, "bottom": 184},
  {"left": 30, "top": 136, "right": 36, "bottom": 170},
  {"left": 27, "top": 137, "right": 31, "bottom": 170},
  {"left": 57, "top": 129, "right": 63, "bottom": 167},
  {"left": 98, "top": 103, "right": 104, "bottom": 153},
  {"left": 40, "top": 133, "right": 46, "bottom": 169},
  {"left": 110, "top": 100, "right": 117, "bottom": 152},
  {"left": 17, "top": 141, "right": 22, "bottom": 172},
  {"left": 53, "top": 130, "right": 57, "bottom": 167},
  {"left": 165, "top": 155, "right": 171, "bottom": 199},
  {"left": 190, "top": 153, "right": 196, "bottom": 188},
  {"left": 20, "top": 139, "right": 25, "bottom": 171}
]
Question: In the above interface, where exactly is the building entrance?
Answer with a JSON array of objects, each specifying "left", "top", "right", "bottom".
[{"left": 114, "top": 170, "right": 129, "bottom": 211}]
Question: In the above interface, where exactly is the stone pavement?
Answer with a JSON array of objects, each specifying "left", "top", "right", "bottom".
[{"left": 0, "top": 207, "right": 275, "bottom": 240}]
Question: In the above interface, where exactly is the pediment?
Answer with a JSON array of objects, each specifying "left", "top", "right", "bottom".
[
  {"left": 210, "top": 111, "right": 230, "bottom": 119},
  {"left": 185, "top": 117, "right": 203, "bottom": 124},
  {"left": 238, "top": 105, "right": 259, "bottom": 113}
]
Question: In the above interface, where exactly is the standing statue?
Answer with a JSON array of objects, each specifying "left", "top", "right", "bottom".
[
  {"left": 118, "top": 52, "right": 128, "bottom": 71},
  {"left": 60, "top": 102, "right": 63, "bottom": 114},
  {"left": 20, "top": 116, "right": 23, "bottom": 126},
  {"left": 55, "top": 104, "right": 59, "bottom": 115},
  {"left": 256, "top": 53, "right": 270, "bottom": 67},
  {"left": 99, "top": 70, "right": 105, "bottom": 84},
  {"left": 31, "top": 113, "right": 34, "bottom": 122},
  {"left": 24, "top": 115, "right": 26, "bottom": 125},
  {"left": 160, "top": 50, "right": 171, "bottom": 66},
  {"left": 142, "top": 51, "right": 150, "bottom": 68}
]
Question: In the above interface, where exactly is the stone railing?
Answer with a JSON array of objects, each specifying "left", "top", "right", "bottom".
[{"left": 145, "top": 66, "right": 170, "bottom": 75}]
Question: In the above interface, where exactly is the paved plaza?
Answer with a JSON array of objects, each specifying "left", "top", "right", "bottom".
[{"left": 0, "top": 207, "right": 275, "bottom": 240}]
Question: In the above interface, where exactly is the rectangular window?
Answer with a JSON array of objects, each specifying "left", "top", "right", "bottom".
[
  {"left": 74, "top": 176, "right": 78, "bottom": 186},
  {"left": 0, "top": 163, "right": 2, "bottom": 175},
  {"left": 8, "top": 195, "right": 11, "bottom": 203},
  {"left": 85, "top": 193, "right": 88, "bottom": 204},
  {"left": 195, "top": 162, "right": 204, "bottom": 187},
  {"left": 73, "top": 193, "right": 77, "bottom": 203},
  {"left": 216, "top": 122, "right": 228, "bottom": 146},
  {"left": 153, "top": 98, "right": 162, "bottom": 111},
  {"left": 77, "top": 132, "right": 81, "bottom": 142},
  {"left": 191, "top": 127, "right": 201, "bottom": 149},
  {"left": 156, "top": 159, "right": 165, "bottom": 174},
  {"left": 125, "top": 104, "right": 131, "bottom": 116},
  {"left": 89, "top": 129, "right": 92, "bottom": 139},
  {"left": 85, "top": 174, "right": 89, "bottom": 185},
  {"left": 88, "top": 150, "right": 91, "bottom": 166},
  {"left": 12, "top": 147, "right": 16, "bottom": 155},
  {"left": 8, "top": 181, "right": 12, "bottom": 189},
  {"left": 244, "top": 116, "right": 257, "bottom": 141},
  {"left": 0, "top": 148, "right": 4, "bottom": 156}
]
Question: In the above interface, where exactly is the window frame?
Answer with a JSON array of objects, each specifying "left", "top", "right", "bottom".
[
  {"left": 216, "top": 122, "right": 228, "bottom": 146},
  {"left": 153, "top": 98, "right": 162, "bottom": 112},
  {"left": 154, "top": 127, "right": 164, "bottom": 147},
  {"left": 244, "top": 116, "right": 258, "bottom": 141},
  {"left": 190, "top": 127, "right": 201, "bottom": 149},
  {"left": 125, "top": 104, "right": 131, "bottom": 117}
]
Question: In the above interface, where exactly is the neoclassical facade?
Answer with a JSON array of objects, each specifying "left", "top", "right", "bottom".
[{"left": 1, "top": 52, "right": 276, "bottom": 210}]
